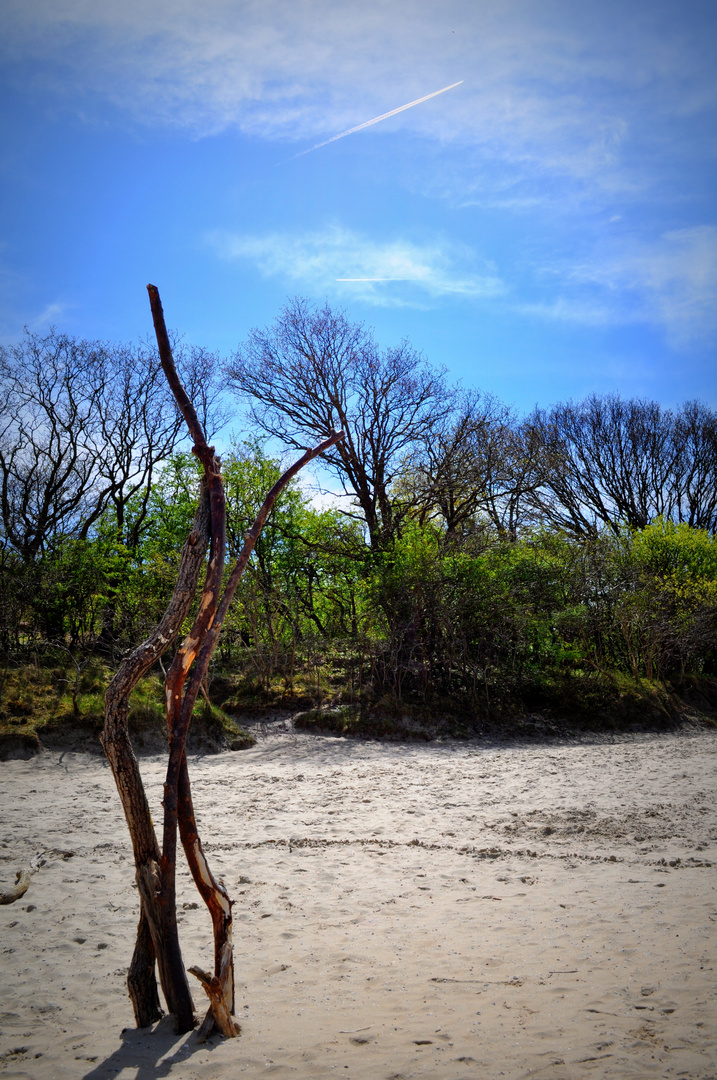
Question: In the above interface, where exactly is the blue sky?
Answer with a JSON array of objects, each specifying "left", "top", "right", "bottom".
[{"left": 1, "top": 0, "right": 715, "bottom": 415}]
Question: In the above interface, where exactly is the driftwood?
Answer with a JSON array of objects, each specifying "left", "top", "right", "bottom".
[
  {"left": 190, "top": 941, "right": 240, "bottom": 1041},
  {"left": 101, "top": 284, "right": 344, "bottom": 1036},
  {"left": 0, "top": 867, "right": 33, "bottom": 905},
  {"left": 0, "top": 849, "right": 76, "bottom": 905}
]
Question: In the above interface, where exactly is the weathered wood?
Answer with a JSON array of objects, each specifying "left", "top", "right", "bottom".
[
  {"left": 127, "top": 908, "right": 163, "bottom": 1027},
  {"left": 172, "top": 428, "right": 346, "bottom": 1035},
  {"left": 177, "top": 752, "right": 234, "bottom": 1035},
  {"left": 101, "top": 482, "right": 210, "bottom": 1029},
  {"left": 189, "top": 944, "right": 240, "bottom": 1040},
  {"left": 147, "top": 285, "right": 346, "bottom": 1039},
  {"left": 0, "top": 867, "right": 32, "bottom": 905},
  {"left": 102, "top": 283, "right": 346, "bottom": 1041},
  {"left": 147, "top": 285, "right": 227, "bottom": 1035},
  {"left": 0, "top": 849, "right": 74, "bottom": 905}
]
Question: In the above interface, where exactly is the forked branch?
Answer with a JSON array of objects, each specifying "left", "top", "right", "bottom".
[{"left": 102, "top": 284, "right": 344, "bottom": 1038}]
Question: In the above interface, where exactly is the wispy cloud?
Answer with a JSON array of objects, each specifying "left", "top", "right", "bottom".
[
  {"left": 517, "top": 296, "right": 616, "bottom": 328},
  {"left": 29, "top": 301, "right": 69, "bottom": 328},
  {"left": 211, "top": 219, "right": 717, "bottom": 340},
  {"left": 208, "top": 225, "right": 504, "bottom": 306},
  {"left": 522, "top": 226, "right": 717, "bottom": 345},
  {"left": 624, "top": 227, "right": 717, "bottom": 339},
  {"left": 2, "top": 1, "right": 714, "bottom": 199}
]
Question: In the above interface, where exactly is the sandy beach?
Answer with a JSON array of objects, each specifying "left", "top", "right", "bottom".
[{"left": 1, "top": 725, "right": 715, "bottom": 1079}]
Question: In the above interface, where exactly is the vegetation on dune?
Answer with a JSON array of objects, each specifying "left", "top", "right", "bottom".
[
  {"left": 1, "top": 302, "right": 717, "bottom": 749},
  {"left": 0, "top": 655, "right": 255, "bottom": 753}
]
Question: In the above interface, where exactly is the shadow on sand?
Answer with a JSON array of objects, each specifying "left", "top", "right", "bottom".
[{"left": 82, "top": 1016, "right": 230, "bottom": 1080}]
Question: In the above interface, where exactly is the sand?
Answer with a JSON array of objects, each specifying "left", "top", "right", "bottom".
[{"left": 0, "top": 724, "right": 715, "bottom": 1079}]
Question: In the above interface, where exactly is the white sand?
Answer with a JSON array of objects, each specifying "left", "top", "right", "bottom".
[{"left": 0, "top": 726, "right": 715, "bottom": 1079}]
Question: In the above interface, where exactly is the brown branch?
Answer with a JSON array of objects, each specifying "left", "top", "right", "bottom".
[
  {"left": 189, "top": 946, "right": 240, "bottom": 1040},
  {"left": 101, "top": 480, "right": 211, "bottom": 1029},
  {"left": 144, "top": 286, "right": 228, "bottom": 1035},
  {"left": 0, "top": 867, "right": 32, "bottom": 905},
  {"left": 147, "top": 285, "right": 208, "bottom": 456},
  {"left": 177, "top": 757, "right": 233, "bottom": 1004},
  {"left": 105, "top": 285, "right": 346, "bottom": 1041}
]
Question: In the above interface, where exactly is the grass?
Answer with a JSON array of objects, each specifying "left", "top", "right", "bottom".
[
  {"left": 0, "top": 659, "right": 255, "bottom": 754},
  {"left": 2, "top": 653, "right": 715, "bottom": 757}
]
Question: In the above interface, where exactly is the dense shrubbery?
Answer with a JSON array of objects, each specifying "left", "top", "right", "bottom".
[
  {"left": 2, "top": 460, "right": 715, "bottom": 728},
  {"left": 1, "top": 316, "right": 716, "bottom": 733},
  {"left": 370, "top": 520, "right": 717, "bottom": 713}
]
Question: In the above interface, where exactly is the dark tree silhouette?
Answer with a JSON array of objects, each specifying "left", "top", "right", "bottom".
[{"left": 527, "top": 394, "right": 717, "bottom": 535}]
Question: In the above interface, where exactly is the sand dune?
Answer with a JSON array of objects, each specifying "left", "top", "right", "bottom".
[{"left": 1, "top": 726, "right": 715, "bottom": 1079}]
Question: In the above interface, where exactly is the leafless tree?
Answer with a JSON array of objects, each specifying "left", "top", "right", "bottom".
[
  {"left": 401, "top": 391, "right": 546, "bottom": 540},
  {"left": 673, "top": 400, "right": 717, "bottom": 532},
  {"left": 94, "top": 338, "right": 225, "bottom": 552},
  {"left": 527, "top": 394, "right": 683, "bottom": 535},
  {"left": 227, "top": 297, "right": 453, "bottom": 550},
  {"left": 0, "top": 331, "right": 109, "bottom": 564},
  {"left": 0, "top": 329, "right": 224, "bottom": 566}
]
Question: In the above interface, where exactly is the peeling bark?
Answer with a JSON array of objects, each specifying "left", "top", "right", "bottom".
[
  {"left": 190, "top": 946, "right": 240, "bottom": 1041},
  {"left": 101, "top": 480, "right": 210, "bottom": 1028}
]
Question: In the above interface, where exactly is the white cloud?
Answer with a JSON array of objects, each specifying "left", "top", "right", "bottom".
[
  {"left": 523, "top": 225, "right": 717, "bottom": 344},
  {"left": 1, "top": 0, "right": 714, "bottom": 198},
  {"left": 213, "top": 219, "right": 717, "bottom": 338},
  {"left": 624, "top": 226, "right": 717, "bottom": 343},
  {"left": 28, "top": 302, "right": 70, "bottom": 329},
  {"left": 517, "top": 296, "right": 615, "bottom": 327},
  {"left": 209, "top": 225, "right": 504, "bottom": 306}
]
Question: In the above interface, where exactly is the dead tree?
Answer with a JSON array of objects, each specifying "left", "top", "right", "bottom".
[{"left": 102, "top": 285, "right": 344, "bottom": 1036}]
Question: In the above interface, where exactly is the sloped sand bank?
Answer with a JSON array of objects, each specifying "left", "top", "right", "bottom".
[{"left": 1, "top": 727, "right": 715, "bottom": 1079}]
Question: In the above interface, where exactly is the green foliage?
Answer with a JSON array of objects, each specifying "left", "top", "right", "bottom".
[
  {"left": 366, "top": 520, "right": 717, "bottom": 714},
  {"left": 219, "top": 439, "right": 368, "bottom": 686},
  {"left": 2, "top": 437, "right": 715, "bottom": 734},
  {"left": 0, "top": 656, "right": 254, "bottom": 751}
]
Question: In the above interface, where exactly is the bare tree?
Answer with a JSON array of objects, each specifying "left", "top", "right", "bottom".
[
  {"left": 227, "top": 297, "right": 453, "bottom": 550},
  {"left": 401, "top": 391, "right": 545, "bottom": 540},
  {"left": 0, "top": 331, "right": 109, "bottom": 564},
  {"left": 673, "top": 400, "right": 717, "bottom": 532},
  {"left": 94, "top": 338, "right": 225, "bottom": 552},
  {"left": 0, "top": 330, "right": 224, "bottom": 565},
  {"left": 102, "top": 285, "right": 344, "bottom": 1036},
  {"left": 0, "top": 329, "right": 227, "bottom": 650},
  {"left": 527, "top": 394, "right": 682, "bottom": 535}
]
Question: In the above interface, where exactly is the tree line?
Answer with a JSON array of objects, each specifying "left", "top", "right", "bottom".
[{"left": 1, "top": 299, "right": 716, "bottom": 717}]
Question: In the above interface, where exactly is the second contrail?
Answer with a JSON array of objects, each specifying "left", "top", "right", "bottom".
[{"left": 291, "top": 80, "right": 464, "bottom": 159}]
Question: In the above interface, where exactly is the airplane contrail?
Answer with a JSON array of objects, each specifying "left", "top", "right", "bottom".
[{"left": 291, "top": 81, "right": 463, "bottom": 159}]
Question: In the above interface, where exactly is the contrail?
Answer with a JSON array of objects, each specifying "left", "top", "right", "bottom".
[{"left": 291, "top": 81, "right": 463, "bottom": 159}]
